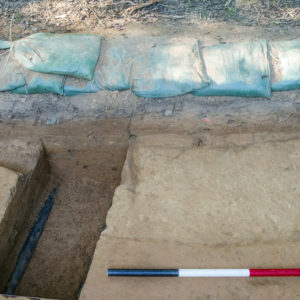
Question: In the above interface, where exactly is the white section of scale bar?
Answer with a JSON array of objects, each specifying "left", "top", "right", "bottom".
[{"left": 179, "top": 269, "right": 250, "bottom": 277}]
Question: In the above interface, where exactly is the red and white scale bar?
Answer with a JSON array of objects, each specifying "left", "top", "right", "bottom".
[{"left": 107, "top": 268, "right": 300, "bottom": 277}]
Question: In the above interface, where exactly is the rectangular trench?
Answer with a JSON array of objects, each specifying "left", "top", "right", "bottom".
[
  {"left": 0, "top": 118, "right": 130, "bottom": 300},
  {"left": 0, "top": 103, "right": 299, "bottom": 299}
]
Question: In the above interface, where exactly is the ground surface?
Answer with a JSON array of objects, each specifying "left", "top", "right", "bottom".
[
  {"left": 0, "top": 0, "right": 300, "bottom": 39},
  {"left": 81, "top": 134, "right": 300, "bottom": 300}
]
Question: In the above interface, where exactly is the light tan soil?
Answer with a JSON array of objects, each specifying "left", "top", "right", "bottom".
[
  {"left": 81, "top": 134, "right": 300, "bottom": 300},
  {"left": 0, "top": 102, "right": 299, "bottom": 299}
]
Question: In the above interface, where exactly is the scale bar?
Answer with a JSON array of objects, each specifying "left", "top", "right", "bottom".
[{"left": 108, "top": 269, "right": 300, "bottom": 277}]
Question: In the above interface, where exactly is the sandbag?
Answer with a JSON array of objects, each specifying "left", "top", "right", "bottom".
[
  {"left": 13, "top": 33, "right": 102, "bottom": 80},
  {"left": 12, "top": 71, "right": 65, "bottom": 95},
  {"left": 0, "top": 40, "right": 11, "bottom": 49},
  {"left": 269, "top": 39, "right": 300, "bottom": 91},
  {"left": 0, "top": 33, "right": 102, "bottom": 94},
  {"left": 193, "top": 40, "right": 271, "bottom": 97},
  {"left": 0, "top": 52, "right": 26, "bottom": 92},
  {"left": 132, "top": 41, "right": 209, "bottom": 98},
  {"left": 94, "top": 42, "right": 133, "bottom": 91},
  {"left": 63, "top": 77, "right": 100, "bottom": 96},
  {"left": 0, "top": 50, "right": 65, "bottom": 94},
  {"left": 63, "top": 39, "right": 134, "bottom": 95}
]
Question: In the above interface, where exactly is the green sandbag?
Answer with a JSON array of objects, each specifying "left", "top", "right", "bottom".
[
  {"left": 94, "top": 42, "right": 133, "bottom": 91},
  {"left": 193, "top": 40, "right": 271, "bottom": 98},
  {"left": 63, "top": 77, "right": 100, "bottom": 96},
  {"left": 12, "top": 72, "right": 65, "bottom": 95},
  {"left": 0, "top": 70, "right": 25, "bottom": 91},
  {"left": 0, "top": 52, "right": 26, "bottom": 91},
  {"left": 0, "top": 40, "right": 12, "bottom": 49},
  {"left": 0, "top": 50, "right": 65, "bottom": 94},
  {"left": 269, "top": 39, "right": 300, "bottom": 91},
  {"left": 65, "top": 41, "right": 134, "bottom": 95},
  {"left": 13, "top": 33, "right": 102, "bottom": 80},
  {"left": 132, "top": 41, "right": 209, "bottom": 98}
]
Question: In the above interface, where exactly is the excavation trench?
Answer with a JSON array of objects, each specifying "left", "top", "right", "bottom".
[
  {"left": 0, "top": 97, "right": 299, "bottom": 300},
  {"left": 0, "top": 118, "right": 130, "bottom": 300}
]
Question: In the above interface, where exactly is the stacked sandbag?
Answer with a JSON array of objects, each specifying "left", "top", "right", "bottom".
[
  {"left": 193, "top": 40, "right": 271, "bottom": 97},
  {"left": 0, "top": 33, "right": 102, "bottom": 95},
  {"left": 0, "top": 56, "right": 26, "bottom": 92},
  {"left": 14, "top": 33, "right": 101, "bottom": 80},
  {"left": 12, "top": 68, "right": 65, "bottom": 95},
  {"left": 63, "top": 37, "right": 135, "bottom": 96},
  {"left": 63, "top": 38, "right": 137, "bottom": 96},
  {"left": 132, "top": 41, "right": 209, "bottom": 98},
  {"left": 268, "top": 38, "right": 300, "bottom": 91},
  {"left": 65, "top": 38, "right": 211, "bottom": 97},
  {"left": 1, "top": 33, "right": 300, "bottom": 98},
  {"left": 94, "top": 38, "right": 134, "bottom": 91}
]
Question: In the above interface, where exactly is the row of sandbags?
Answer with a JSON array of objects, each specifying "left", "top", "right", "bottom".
[{"left": 0, "top": 33, "right": 299, "bottom": 98}]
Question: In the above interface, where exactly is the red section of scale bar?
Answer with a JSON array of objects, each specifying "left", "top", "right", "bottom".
[{"left": 250, "top": 269, "right": 300, "bottom": 277}]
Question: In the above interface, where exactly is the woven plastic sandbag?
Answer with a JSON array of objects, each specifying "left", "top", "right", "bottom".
[
  {"left": 132, "top": 41, "right": 209, "bottom": 98},
  {"left": 12, "top": 71, "right": 65, "bottom": 95},
  {"left": 0, "top": 49, "right": 65, "bottom": 94},
  {"left": 63, "top": 77, "right": 100, "bottom": 96},
  {"left": 193, "top": 40, "right": 271, "bottom": 97},
  {"left": 0, "top": 52, "right": 25, "bottom": 92},
  {"left": 13, "top": 33, "right": 102, "bottom": 80},
  {"left": 0, "top": 40, "right": 11, "bottom": 49},
  {"left": 64, "top": 41, "right": 134, "bottom": 95},
  {"left": 94, "top": 42, "right": 133, "bottom": 91},
  {"left": 269, "top": 39, "right": 300, "bottom": 91}
]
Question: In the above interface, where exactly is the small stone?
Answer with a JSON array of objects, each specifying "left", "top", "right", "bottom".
[
  {"left": 111, "top": 91, "right": 119, "bottom": 100},
  {"left": 164, "top": 104, "right": 175, "bottom": 116},
  {"left": 45, "top": 117, "right": 59, "bottom": 125}
]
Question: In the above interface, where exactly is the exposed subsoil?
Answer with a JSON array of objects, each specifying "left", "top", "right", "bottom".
[
  {"left": 0, "top": 94, "right": 299, "bottom": 299},
  {"left": 79, "top": 133, "right": 300, "bottom": 300}
]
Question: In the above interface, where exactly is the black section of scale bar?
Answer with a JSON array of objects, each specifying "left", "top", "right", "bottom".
[
  {"left": 5, "top": 188, "right": 57, "bottom": 294},
  {"left": 107, "top": 269, "right": 179, "bottom": 277}
]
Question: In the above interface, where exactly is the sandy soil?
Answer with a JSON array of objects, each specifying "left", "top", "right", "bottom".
[
  {"left": 0, "top": 92, "right": 299, "bottom": 299},
  {"left": 81, "top": 134, "right": 300, "bottom": 300}
]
